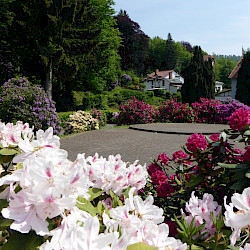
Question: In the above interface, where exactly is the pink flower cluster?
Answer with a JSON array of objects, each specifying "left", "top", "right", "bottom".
[
  {"left": 229, "top": 108, "right": 250, "bottom": 132},
  {"left": 158, "top": 99, "right": 197, "bottom": 123},
  {"left": 186, "top": 133, "right": 208, "bottom": 155},
  {"left": 118, "top": 97, "right": 158, "bottom": 125},
  {"left": 191, "top": 98, "right": 221, "bottom": 124}
]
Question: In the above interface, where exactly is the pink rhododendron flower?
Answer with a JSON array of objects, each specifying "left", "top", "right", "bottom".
[
  {"left": 186, "top": 133, "right": 208, "bottom": 154},
  {"left": 157, "top": 153, "right": 169, "bottom": 166},
  {"left": 172, "top": 150, "right": 188, "bottom": 163},
  {"left": 229, "top": 108, "right": 250, "bottom": 132},
  {"left": 243, "top": 147, "right": 250, "bottom": 162}
]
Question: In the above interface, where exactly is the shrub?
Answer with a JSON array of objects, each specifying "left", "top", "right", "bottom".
[
  {"left": 215, "top": 98, "right": 250, "bottom": 124},
  {"left": 91, "top": 109, "right": 107, "bottom": 127},
  {"left": 157, "top": 99, "right": 197, "bottom": 123},
  {"left": 118, "top": 97, "right": 158, "bottom": 125},
  {"left": 0, "top": 76, "right": 62, "bottom": 134},
  {"left": 64, "top": 110, "right": 99, "bottom": 134},
  {"left": 191, "top": 98, "right": 221, "bottom": 123}
]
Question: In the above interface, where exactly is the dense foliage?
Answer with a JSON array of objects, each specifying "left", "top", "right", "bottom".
[
  {"left": 181, "top": 46, "right": 215, "bottom": 103},
  {"left": 236, "top": 51, "right": 250, "bottom": 106},
  {"left": 115, "top": 10, "right": 149, "bottom": 75},
  {"left": 0, "top": 77, "right": 61, "bottom": 134}
]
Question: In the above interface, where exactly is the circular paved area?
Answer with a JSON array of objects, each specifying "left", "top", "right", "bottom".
[{"left": 60, "top": 123, "right": 243, "bottom": 166}]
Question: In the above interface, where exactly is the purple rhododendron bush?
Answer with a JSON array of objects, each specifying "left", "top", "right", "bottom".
[
  {"left": 0, "top": 108, "right": 249, "bottom": 249},
  {"left": 0, "top": 77, "right": 62, "bottom": 134}
]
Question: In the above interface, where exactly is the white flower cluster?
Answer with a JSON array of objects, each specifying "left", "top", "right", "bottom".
[
  {"left": 41, "top": 188, "right": 187, "bottom": 250},
  {"left": 65, "top": 110, "right": 99, "bottom": 133},
  {"left": 78, "top": 153, "right": 148, "bottom": 196},
  {"left": 181, "top": 191, "right": 222, "bottom": 239},
  {"left": 0, "top": 122, "right": 185, "bottom": 249},
  {"left": 224, "top": 187, "right": 250, "bottom": 246},
  {"left": 0, "top": 121, "right": 33, "bottom": 147}
]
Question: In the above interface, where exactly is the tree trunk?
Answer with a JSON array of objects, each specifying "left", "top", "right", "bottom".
[{"left": 45, "top": 57, "right": 53, "bottom": 100}]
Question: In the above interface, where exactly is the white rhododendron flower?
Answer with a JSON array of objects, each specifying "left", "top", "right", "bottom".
[
  {"left": 104, "top": 188, "right": 186, "bottom": 249},
  {"left": 40, "top": 208, "right": 117, "bottom": 250},
  {"left": 181, "top": 191, "right": 222, "bottom": 239},
  {"left": 224, "top": 187, "right": 250, "bottom": 246},
  {"left": 0, "top": 127, "right": 91, "bottom": 235},
  {"left": 0, "top": 121, "right": 33, "bottom": 147},
  {"left": 79, "top": 153, "right": 148, "bottom": 196}
]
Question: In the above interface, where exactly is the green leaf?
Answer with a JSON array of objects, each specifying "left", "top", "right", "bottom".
[
  {"left": 245, "top": 172, "right": 250, "bottom": 178},
  {"left": 126, "top": 242, "right": 158, "bottom": 250},
  {"left": 0, "top": 144, "right": 3, "bottom": 149},
  {"left": 191, "top": 245, "right": 206, "bottom": 250},
  {"left": 0, "top": 217, "right": 13, "bottom": 229},
  {"left": 0, "top": 199, "right": 9, "bottom": 212},
  {"left": 181, "top": 145, "right": 193, "bottom": 155},
  {"left": 76, "top": 197, "right": 97, "bottom": 216},
  {"left": 217, "top": 163, "right": 237, "bottom": 169},
  {"left": 87, "top": 188, "right": 104, "bottom": 201},
  {"left": 229, "top": 134, "right": 240, "bottom": 139},
  {"left": 2, "top": 230, "right": 43, "bottom": 250},
  {"left": 185, "top": 175, "right": 203, "bottom": 188},
  {"left": 0, "top": 148, "right": 19, "bottom": 156}
]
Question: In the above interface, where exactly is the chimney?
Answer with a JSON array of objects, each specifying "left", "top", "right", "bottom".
[
  {"left": 169, "top": 71, "right": 172, "bottom": 79},
  {"left": 155, "top": 69, "right": 159, "bottom": 75}
]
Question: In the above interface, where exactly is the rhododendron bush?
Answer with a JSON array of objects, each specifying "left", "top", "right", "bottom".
[{"left": 141, "top": 108, "right": 250, "bottom": 249}]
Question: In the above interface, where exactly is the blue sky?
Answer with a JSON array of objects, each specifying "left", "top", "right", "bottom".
[{"left": 113, "top": 0, "right": 250, "bottom": 56}]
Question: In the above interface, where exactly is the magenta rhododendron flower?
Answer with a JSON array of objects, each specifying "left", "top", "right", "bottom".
[
  {"left": 156, "top": 181, "right": 175, "bottom": 198},
  {"left": 229, "top": 108, "right": 250, "bottom": 132},
  {"left": 157, "top": 153, "right": 169, "bottom": 166},
  {"left": 209, "top": 133, "right": 220, "bottom": 142},
  {"left": 186, "top": 133, "right": 208, "bottom": 154},
  {"left": 147, "top": 163, "right": 161, "bottom": 176},
  {"left": 151, "top": 170, "right": 168, "bottom": 185},
  {"left": 243, "top": 147, "right": 250, "bottom": 162}
]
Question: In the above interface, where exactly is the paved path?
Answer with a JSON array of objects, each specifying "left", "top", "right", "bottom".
[{"left": 60, "top": 123, "right": 242, "bottom": 166}]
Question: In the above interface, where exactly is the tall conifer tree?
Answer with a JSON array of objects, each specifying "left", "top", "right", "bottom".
[
  {"left": 236, "top": 51, "right": 250, "bottom": 106},
  {"left": 181, "top": 46, "right": 215, "bottom": 103}
]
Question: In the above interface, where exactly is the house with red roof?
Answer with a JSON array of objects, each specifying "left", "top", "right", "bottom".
[
  {"left": 228, "top": 56, "right": 243, "bottom": 98},
  {"left": 143, "top": 69, "right": 184, "bottom": 93}
]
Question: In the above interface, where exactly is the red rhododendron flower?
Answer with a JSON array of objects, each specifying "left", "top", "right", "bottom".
[
  {"left": 156, "top": 181, "right": 175, "bottom": 198},
  {"left": 157, "top": 153, "right": 169, "bottom": 166},
  {"left": 229, "top": 108, "right": 250, "bottom": 132},
  {"left": 186, "top": 133, "right": 208, "bottom": 154},
  {"left": 151, "top": 170, "right": 168, "bottom": 185},
  {"left": 147, "top": 163, "right": 161, "bottom": 176}
]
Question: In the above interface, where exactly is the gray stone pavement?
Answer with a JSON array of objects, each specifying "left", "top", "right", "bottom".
[{"left": 60, "top": 123, "right": 244, "bottom": 166}]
